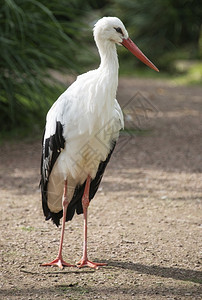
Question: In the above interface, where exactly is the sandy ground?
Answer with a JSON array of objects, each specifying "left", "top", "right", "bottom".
[{"left": 0, "top": 78, "right": 202, "bottom": 299}]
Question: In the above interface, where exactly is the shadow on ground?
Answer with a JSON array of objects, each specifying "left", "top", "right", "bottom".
[{"left": 106, "top": 260, "right": 202, "bottom": 284}]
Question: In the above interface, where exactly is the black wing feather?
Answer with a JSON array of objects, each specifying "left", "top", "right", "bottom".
[
  {"left": 40, "top": 121, "right": 65, "bottom": 226},
  {"left": 41, "top": 121, "right": 116, "bottom": 227}
]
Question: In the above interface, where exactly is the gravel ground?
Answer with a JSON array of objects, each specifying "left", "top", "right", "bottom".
[{"left": 0, "top": 78, "right": 202, "bottom": 299}]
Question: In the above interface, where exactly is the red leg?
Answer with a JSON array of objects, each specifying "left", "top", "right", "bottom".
[
  {"left": 77, "top": 175, "right": 107, "bottom": 269},
  {"left": 41, "top": 180, "right": 74, "bottom": 269}
]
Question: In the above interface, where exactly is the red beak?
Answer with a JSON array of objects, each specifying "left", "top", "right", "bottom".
[{"left": 122, "top": 38, "right": 159, "bottom": 72}]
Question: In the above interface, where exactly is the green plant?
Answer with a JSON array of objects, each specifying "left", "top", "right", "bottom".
[
  {"left": 106, "top": 0, "right": 202, "bottom": 70},
  {"left": 0, "top": 0, "right": 90, "bottom": 131}
]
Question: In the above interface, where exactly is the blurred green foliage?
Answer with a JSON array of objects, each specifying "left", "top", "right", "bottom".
[
  {"left": 0, "top": 0, "right": 201, "bottom": 136},
  {"left": 107, "top": 0, "right": 202, "bottom": 70},
  {"left": 0, "top": 0, "right": 91, "bottom": 132}
]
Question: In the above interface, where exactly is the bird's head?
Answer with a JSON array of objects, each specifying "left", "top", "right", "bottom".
[
  {"left": 93, "top": 17, "right": 128, "bottom": 45},
  {"left": 93, "top": 16, "right": 159, "bottom": 72}
]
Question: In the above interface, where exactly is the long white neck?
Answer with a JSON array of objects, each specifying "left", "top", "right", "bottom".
[
  {"left": 96, "top": 39, "right": 119, "bottom": 98},
  {"left": 70, "top": 39, "right": 120, "bottom": 136},
  {"left": 98, "top": 41, "right": 119, "bottom": 72}
]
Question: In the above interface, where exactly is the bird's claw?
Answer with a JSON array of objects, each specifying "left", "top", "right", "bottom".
[
  {"left": 77, "top": 258, "right": 107, "bottom": 269},
  {"left": 41, "top": 257, "right": 74, "bottom": 269}
]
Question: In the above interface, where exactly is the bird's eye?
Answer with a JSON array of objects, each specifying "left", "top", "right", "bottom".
[{"left": 114, "top": 27, "right": 123, "bottom": 35}]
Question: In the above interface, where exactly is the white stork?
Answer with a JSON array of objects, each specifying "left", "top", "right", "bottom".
[{"left": 40, "top": 16, "right": 159, "bottom": 269}]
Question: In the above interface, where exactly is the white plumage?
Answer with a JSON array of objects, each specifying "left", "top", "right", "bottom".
[
  {"left": 44, "top": 17, "right": 125, "bottom": 213},
  {"left": 40, "top": 16, "right": 158, "bottom": 269}
]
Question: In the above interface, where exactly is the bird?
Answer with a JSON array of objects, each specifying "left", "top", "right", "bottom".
[{"left": 40, "top": 16, "right": 159, "bottom": 269}]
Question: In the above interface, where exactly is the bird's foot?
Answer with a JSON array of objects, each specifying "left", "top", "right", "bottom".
[
  {"left": 77, "top": 258, "right": 107, "bottom": 269},
  {"left": 41, "top": 257, "right": 74, "bottom": 269}
]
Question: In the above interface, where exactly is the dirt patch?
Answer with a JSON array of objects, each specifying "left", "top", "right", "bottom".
[{"left": 0, "top": 78, "right": 202, "bottom": 299}]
